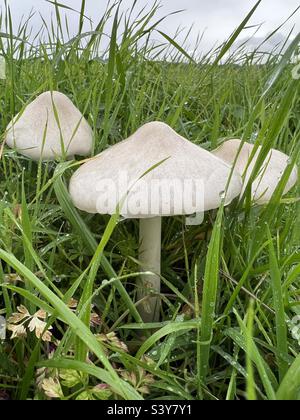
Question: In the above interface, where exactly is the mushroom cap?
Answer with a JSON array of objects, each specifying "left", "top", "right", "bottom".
[
  {"left": 213, "top": 139, "right": 298, "bottom": 205},
  {"left": 5, "top": 91, "right": 93, "bottom": 160},
  {"left": 69, "top": 122, "right": 242, "bottom": 218}
]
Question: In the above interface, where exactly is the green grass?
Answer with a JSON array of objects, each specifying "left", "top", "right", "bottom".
[{"left": 0, "top": 0, "right": 300, "bottom": 400}]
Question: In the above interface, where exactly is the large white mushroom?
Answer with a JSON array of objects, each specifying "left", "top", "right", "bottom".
[
  {"left": 212, "top": 139, "right": 298, "bottom": 205},
  {"left": 69, "top": 122, "right": 242, "bottom": 322},
  {"left": 5, "top": 91, "right": 93, "bottom": 160}
]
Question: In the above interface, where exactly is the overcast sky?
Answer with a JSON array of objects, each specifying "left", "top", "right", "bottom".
[{"left": 0, "top": 0, "right": 299, "bottom": 54}]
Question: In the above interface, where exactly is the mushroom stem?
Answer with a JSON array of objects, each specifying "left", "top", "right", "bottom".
[{"left": 138, "top": 216, "right": 161, "bottom": 322}]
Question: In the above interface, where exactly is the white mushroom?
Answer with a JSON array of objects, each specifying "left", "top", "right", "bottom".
[
  {"left": 69, "top": 122, "right": 242, "bottom": 322},
  {"left": 5, "top": 91, "right": 93, "bottom": 160},
  {"left": 212, "top": 139, "right": 298, "bottom": 205}
]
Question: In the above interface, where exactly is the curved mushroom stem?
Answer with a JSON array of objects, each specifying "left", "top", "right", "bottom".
[{"left": 138, "top": 216, "right": 161, "bottom": 322}]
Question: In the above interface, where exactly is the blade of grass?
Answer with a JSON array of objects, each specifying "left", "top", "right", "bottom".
[
  {"left": 135, "top": 320, "right": 201, "bottom": 359},
  {"left": 246, "top": 300, "right": 257, "bottom": 400},
  {"left": 267, "top": 227, "right": 289, "bottom": 381},
  {"left": 156, "top": 31, "right": 196, "bottom": 64},
  {"left": 102, "top": 6, "right": 119, "bottom": 147},
  {"left": 75, "top": 213, "right": 119, "bottom": 362},
  {"left": 212, "top": 0, "right": 262, "bottom": 66},
  {"left": 228, "top": 310, "right": 278, "bottom": 399},
  {"left": 276, "top": 354, "right": 300, "bottom": 400},
  {"left": 199, "top": 204, "right": 223, "bottom": 382}
]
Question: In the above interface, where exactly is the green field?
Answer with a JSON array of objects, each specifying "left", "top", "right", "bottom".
[{"left": 0, "top": 1, "right": 300, "bottom": 400}]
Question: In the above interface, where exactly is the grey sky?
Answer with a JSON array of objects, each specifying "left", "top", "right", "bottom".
[{"left": 0, "top": 0, "right": 299, "bottom": 53}]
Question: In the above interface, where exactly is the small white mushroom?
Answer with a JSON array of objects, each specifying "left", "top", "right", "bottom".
[
  {"left": 212, "top": 139, "right": 298, "bottom": 205},
  {"left": 5, "top": 91, "right": 93, "bottom": 160},
  {"left": 69, "top": 122, "right": 242, "bottom": 322}
]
